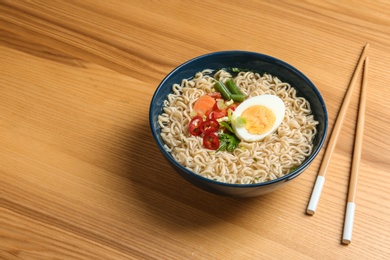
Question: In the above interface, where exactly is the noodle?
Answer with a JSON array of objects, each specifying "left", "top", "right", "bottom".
[{"left": 158, "top": 69, "right": 318, "bottom": 184}]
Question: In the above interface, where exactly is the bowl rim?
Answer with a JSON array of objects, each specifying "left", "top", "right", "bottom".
[{"left": 149, "top": 50, "right": 328, "bottom": 188}]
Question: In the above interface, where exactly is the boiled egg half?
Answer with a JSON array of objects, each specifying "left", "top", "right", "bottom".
[{"left": 231, "top": 94, "right": 285, "bottom": 142}]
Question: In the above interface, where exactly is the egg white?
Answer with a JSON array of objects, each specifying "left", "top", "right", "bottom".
[{"left": 231, "top": 95, "right": 286, "bottom": 142}]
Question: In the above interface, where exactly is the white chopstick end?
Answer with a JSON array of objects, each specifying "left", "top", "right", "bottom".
[
  {"left": 306, "top": 176, "right": 325, "bottom": 215},
  {"left": 342, "top": 202, "right": 356, "bottom": 245}
]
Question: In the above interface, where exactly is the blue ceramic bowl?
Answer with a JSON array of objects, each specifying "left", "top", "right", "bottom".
[{"left": 149, "top": 51, "right": 328, "bottom": 197}]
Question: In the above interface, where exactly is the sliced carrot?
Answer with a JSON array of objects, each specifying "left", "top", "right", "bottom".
[{"left": 193, "top": 94, "right": 216, "bottom": 116}]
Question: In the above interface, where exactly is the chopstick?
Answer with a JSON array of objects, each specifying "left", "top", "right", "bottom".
[
  {"left": 306, "top": 43, "right": 370, "bottom": 215},
  {"left": 342, "top": 56, "right": 368, "bottom": 245}
]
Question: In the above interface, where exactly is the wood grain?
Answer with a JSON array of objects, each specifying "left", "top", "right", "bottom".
[{"left": 1, "top": 0, "right": 390, "bottom": 259}]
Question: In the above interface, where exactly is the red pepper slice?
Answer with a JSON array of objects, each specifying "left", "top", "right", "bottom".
[
  {"left": 227, "top": 103, "right": 238, "bottom": 111},
  {"left": 188, "top": 116, "right": 203, "bottom": 136},
  {"left": 210, "top": 109, "right": 227, "bottom": 119},
  {"left": 201, "top": 119, "right": 219, "bottom": 135},
  {"left": 203, "top": 133, "right": 220, "bottom": 150},
  {"left": 206, "top": 111, "right": 214, "bottom": 120},
  {"left": 207, "top": 92, "right": 222, "bottom": 100}
]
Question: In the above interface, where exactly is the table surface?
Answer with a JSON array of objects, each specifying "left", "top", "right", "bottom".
[{"left": 1, "top": 0, "right": 389, "bottom": 259}]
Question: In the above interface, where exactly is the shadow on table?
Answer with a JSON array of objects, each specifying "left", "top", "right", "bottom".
[{"left": 112, "top": 119, "right": 279, "bottom": 232}]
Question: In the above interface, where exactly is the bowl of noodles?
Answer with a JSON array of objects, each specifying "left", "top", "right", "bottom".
[{"left": 149, "top": 51, "right": 327, "bottom": 197}]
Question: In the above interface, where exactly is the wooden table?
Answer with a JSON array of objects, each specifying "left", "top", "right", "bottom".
[{"left": 1, "top": 1, "right": 389, "bottom": 259}]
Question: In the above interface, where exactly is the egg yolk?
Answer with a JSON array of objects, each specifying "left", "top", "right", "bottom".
[{"left": 241, "top": 105, "right": 276, "bottom": 135}]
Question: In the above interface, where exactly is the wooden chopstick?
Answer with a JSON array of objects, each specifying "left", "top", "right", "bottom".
[
  {"left": 306, "top": 43, "right": 370, "bottom": 215},
  {"left": 342, "top": 56, "right": 368, "bottom": 245}
]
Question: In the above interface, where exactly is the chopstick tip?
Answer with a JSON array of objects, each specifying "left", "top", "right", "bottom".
[
  {"left": 342, "top": 238, "right": 351, "bottom": 245},
  {"left": 306, "top": 209, "right": 315, "bottom": 216}
]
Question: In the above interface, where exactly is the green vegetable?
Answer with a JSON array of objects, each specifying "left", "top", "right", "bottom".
[
  {"left": 214, "top": 79, "right": 245, "bottom": 102},
  {"left": 227, "top": 108, "right": 233, "bottom": 119},
  {"left": 227, "top": 141, "right": 238, "bottom": 152},
  {"left": 225, "top": 79, "right": 245, "bottom": 102},
  {"left": 232, "top": 116, "right": 247, "bottom": 127},
  {"left": 214, "top": 81, "right": 231, "bottom": 100},
  {"left": 230, "top": 93, "right": 245, "bottom": 102},
  {"left": 225, "top": 79, "right": 243, "bottom": 95},
  {"left": 217, "top": 141, "right": 228, "bottom": 152},
  {"left": 217, "top": 133, "right": 240, "bottom": 152},
  {"left": 219, "top": 121, "right": 234, "bottom": 133}
]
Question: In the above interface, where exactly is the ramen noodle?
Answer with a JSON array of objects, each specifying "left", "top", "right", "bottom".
[{"left": 158, "top": 69, "right": 318, "bottom": 184}]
